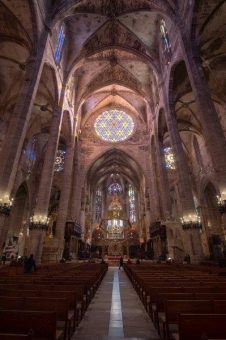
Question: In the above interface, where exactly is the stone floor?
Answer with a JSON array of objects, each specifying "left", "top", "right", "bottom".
[{"left": 72, "top": 267, "right": 160, "bottom": 340}]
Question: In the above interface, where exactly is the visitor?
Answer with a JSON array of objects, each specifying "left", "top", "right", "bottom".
[
  {"left": 1, "top": 253, "right": 6, "bottom": 265},
  {"left": 184, "top": 254, "right": 191, "bottom": 264},
  {"left": 119, "top": 256, "right": 123, "bottom": 270},
  {"left": 136, "top": 258, "right": 140, "bottom": 265},
  {"left": 127, "top": 258, "right": 132, "bottom": 264},
  {"left": 24, "top": 254, "right": 36, "bottom": 273},
  {"left": 10, "top": 255, "right": 16, "bottom": 266}
]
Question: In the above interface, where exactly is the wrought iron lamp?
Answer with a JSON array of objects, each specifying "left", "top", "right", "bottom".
[
  {"left": 216, "top": 195, "right": 226, "bottom": 214},
  {"left": 180, "top": 213, "right": 202, "bottom": 230},
  {"left": 0, "top": 195, "right": 14, "bottom": 216},
  {"left": 29, "top": 215, "right": 50, "bottom": 230}
]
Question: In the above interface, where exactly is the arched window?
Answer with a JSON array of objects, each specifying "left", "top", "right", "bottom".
[
  {"left": 108, "top": 182, "right": 122, "bottom": 195},
  {"left": 24, "top": 136, "right": 37, "bottom": 174},
  {"left": 128, "top": 184, "right": 136, "bottom": 223},
  {"left": 54, "top": 146, "right": 66, "bottom": 172},
  {"left": 160, "top": 19, "right": 172, "bottom": 64},
  {"left": 55, "top": 25, "right": 65, "bottom": 64},
  {"left": 94, "top": 109, "right": 134, "bottom": 143},
  {"left": 164, "top": 147, "right": 176, "bottom": 170},
  {"left": 95, "top": 187, "right": 102, "bottom": 222}
]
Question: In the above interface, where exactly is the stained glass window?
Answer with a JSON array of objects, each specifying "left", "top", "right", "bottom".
[
  {"left": 24, "top": 136, "right": 37, "bottom": 174},
  {"left": 95, "top": 187, "right": 102, "bottom": 222},
  {"left": 94, "top": 109, "right": 134, "bottom": 143},
  {"left": 108, "top": 183, "right": 122, "bottom": 195},
  {"left": 164, "top": 147, "right": 176, "bottom": 170},
  {"left": 128, "top": 184, "right": 136, "bottom": 223},
  {"left": 55, "top": 25, "right": 65, "bottom": 65},
  {"left": 54, "top": 149, "right": 66, "bottom": 172},
  {"left": 160, "top": 19, "right": 172, "bottom": 64}
]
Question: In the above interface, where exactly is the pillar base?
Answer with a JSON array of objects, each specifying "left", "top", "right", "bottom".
[{"left": 41, "top": 237, "right": 63, "bottom": 263}]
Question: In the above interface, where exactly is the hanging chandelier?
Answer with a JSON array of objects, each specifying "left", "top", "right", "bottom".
[
  {"left": 29, "top": 215, "right": 50, "bottom": 230},
  {"left": 216, "top": 195, "right": 226, "bottom": 214},
  {"left": 0, "top": 194, "right": 14, "bottom": 216},
  {"left": 180, "top": 213, "right": 202, "bottom": 230}
]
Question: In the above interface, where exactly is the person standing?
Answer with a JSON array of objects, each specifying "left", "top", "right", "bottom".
[
  {"left": 119, "top": 256, "right": 123, "bottom": 270},
  {"left": 24, "top": 254, "right": 36, "bottom": 273},
  {"left": 1, "top": 253, "right": 6, "bottom": 265}
]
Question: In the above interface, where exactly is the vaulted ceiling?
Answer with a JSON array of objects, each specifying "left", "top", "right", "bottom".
[{"left": 0, "top": 0, "right": 225, "bottom": 185}]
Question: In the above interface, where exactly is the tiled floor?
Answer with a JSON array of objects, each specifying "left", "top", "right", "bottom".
[{"left": 72, "top": 267, "right": 159, "bottom": 340}]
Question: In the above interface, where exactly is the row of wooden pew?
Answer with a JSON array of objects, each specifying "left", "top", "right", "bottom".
[
  {"left": 0, "top": 262, "right": 108, "bottom": 339},
  {"left": 124, "top": 263, "right": 226, "bottom": 340}
]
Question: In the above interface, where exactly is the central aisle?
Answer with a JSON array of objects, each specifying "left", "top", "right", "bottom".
[{"left": 73, "top": 267, "right": 159, "bottom": 340}]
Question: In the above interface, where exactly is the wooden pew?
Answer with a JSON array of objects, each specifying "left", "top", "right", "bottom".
[
  {"left": 162, "top": 300, "right": 213, "bottom": 339},
  {"left": 150, "top": 293, "right": 195, "bottom": 329},
  {"left": 213, "top": 300, "right": 226, "bottom": 313},
  {"left": 0, "top": 310, "right": 63, "bottom": 339},
  {"left": 0, "top": 296, "right": 72, "bottom": 339},
  {"left": 0, "top": 290, "right": 80, "bottom": 330},
  {"left": 173, "top": 314, "right": 226, "bottom": 340},
  {"left": 0, "top": 334, "right": 32, "bottom": 339}
]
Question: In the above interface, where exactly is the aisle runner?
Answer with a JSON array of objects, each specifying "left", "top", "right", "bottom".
[
  {"left": 108, "top": 270, "right": 124, "bottom": 337},
  {"left": 73, "top": 267, "right": 159, "bottom": 339}
]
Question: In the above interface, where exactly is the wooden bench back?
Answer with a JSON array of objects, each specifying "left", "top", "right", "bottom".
[
  {"left": 213, "top": 300, "right": 226, "bottom": 314},
  {"left": 0, "top": 296, "right": 69, "bottom": 321},
  {"left": 156, "top": 293, "right": 195, "bottom": 311},
  {"left": 0, "top": 290, "right": 77, "bottom": 309},
  {"left": 166, "top": 300, "right": 213, "bottom": 324},
  {"left": 0, "top": 333, "right": 32, "bottom": 339},
  {"left": 0, "top": 310, "right": 57, "bottom": 339},
  {"left": 196, "top": 293, "right": 226, "bottom": 300},
  {"left": 178, "top": 313, "right": 226, "bottom": 340}
]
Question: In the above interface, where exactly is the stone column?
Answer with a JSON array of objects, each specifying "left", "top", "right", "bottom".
[
  {"left": 29, "top": 99, "right": 64, "bottom": 264},
  {"left": 0, "top": 214, "right": 10, "bottom": 253},
  {"left": 149, "top": 146, "right": 161, "bottom": 221},
  {"left": 55, "top": 132, "right": 76, "bottom": 255},
  {"left": 0, "top": 29, "right": 48, "bottom": 197},
  {"left": 70, "top": 142, "right": 82, "bottom": 221},
  {"left": 182, "top": 39, "right": 226, "bottom": 190},
  {"left": 164, "top": 99, "right": 195, "bottom": 215},
  {"left": 163, "top": 93, "right": 203, "bottom": 261},
  {"left": 154, "top": 134, "right": 172, "bottom": 219}
]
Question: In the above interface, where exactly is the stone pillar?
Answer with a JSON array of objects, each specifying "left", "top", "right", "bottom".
[
  {"left": 55, "top": 132, "right": 76, "bottom": 255},
  {"left": 70, "top": 142, "right": 82, "bottom": 221},
  {"left": 164, "top": 100, "right": 195, "bottom": 215},
  {"left": 29, "top": 100, "right": 64, "bottom": 264},
  {"left": 163, "top": 94, "right": 203, "bottom": 262},
  {"left": 0, "top": 214, "right": 10, "bottom": 253},
  {"left": 182, "top": 40, "right": 226, "bottom": 190},
  {"left": 154, "top": 134, "right": 172, "bottom": 219},
  {"left": 149, "top": 146, "right": 161, "bottom": 221},
  {"left": 0, "top": 30, "right": 48, "bottom": 197}
]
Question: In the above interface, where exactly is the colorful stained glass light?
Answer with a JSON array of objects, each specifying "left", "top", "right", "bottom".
[
  {"left": 94, "top": 109, "right": 134, "bottom": 142},
  {"left": 128, "top": 184, "right": 136, "bottom": 223},
  {"left": 164, "top": 147, "right": 176, "bottom": 170},
  {"left": 108, "top": 183, "right": 122, "bottom": 195},
  {"left": 54, "top": 149, "right": 66, "bottom": 172},
  {"left": 55, "top": 25, "right": 65, "bottom": 65},
  {"left": 160, "top": 19, "right": 172, "bottom": 64}
]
